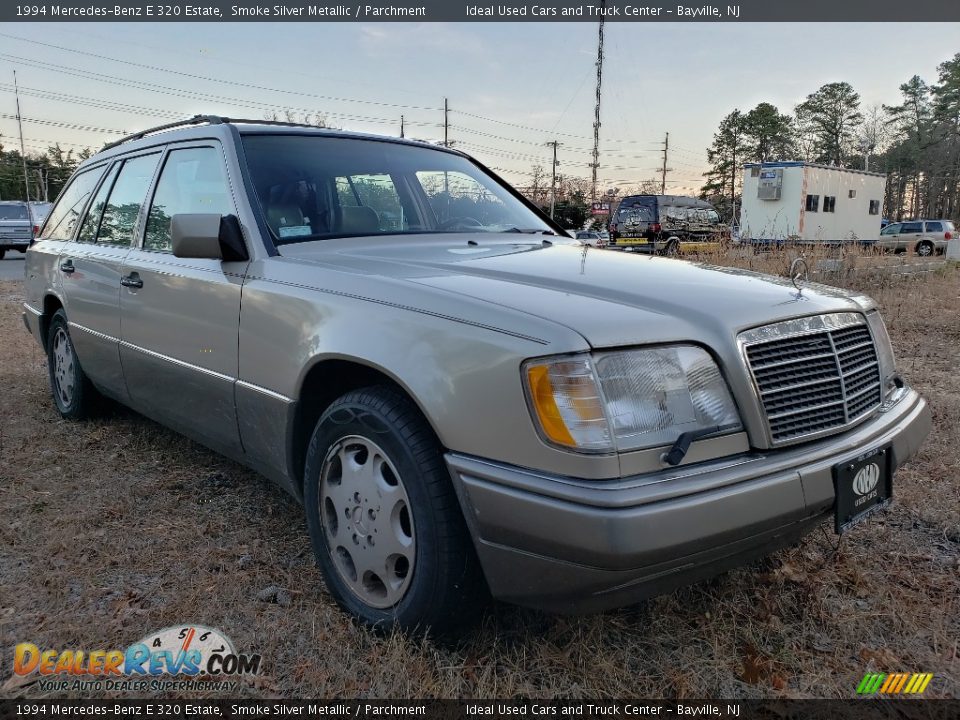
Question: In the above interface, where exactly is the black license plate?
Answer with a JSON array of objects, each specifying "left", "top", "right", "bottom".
[{"left": 833, "top": 445, "right": 892, "bottom": 534}]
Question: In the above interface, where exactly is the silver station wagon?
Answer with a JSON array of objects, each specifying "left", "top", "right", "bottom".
[{"left": 23, "top": 117, "right": 931, "bottom": 631}]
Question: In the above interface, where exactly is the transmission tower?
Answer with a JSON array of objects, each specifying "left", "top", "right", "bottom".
[{"left": 590, "top": 9, "right": 604, "bottom": 204}]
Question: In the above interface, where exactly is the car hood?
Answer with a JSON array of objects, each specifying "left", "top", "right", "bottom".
[{"left": 279, "top": 235, "right": 874, "bottom": 349}]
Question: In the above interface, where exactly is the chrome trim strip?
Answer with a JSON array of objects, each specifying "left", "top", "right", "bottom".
[
  {"left": 119, "top": 341, "right": 235, "bottom": 384},
  {"left": 68, "top": 321, "right": 118, "bottom": 344},
  {"left": 236, "top": 379, "right": 293, "bottom": 404},
  {"left": 738, "top": 312, "right": 864, "bottom": 346},
  {"left": 22, "top": 303, "right": 42, "bottom": 317}
]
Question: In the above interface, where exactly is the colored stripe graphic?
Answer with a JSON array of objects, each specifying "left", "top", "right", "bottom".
[{"left": 857, "top": 672, "right": 933, "bottom": 695}]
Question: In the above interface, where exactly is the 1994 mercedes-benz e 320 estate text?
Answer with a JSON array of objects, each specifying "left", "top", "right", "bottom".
[{"left": 23, "top": 117, "right": 931, "bottom": 631}]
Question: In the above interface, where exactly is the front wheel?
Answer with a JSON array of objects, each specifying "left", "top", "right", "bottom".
[{"left": 303, "top": 386, "right": 484, "bottom": 632}]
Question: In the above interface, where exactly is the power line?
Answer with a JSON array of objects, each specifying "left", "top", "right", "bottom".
[{"left": 0, "top": 32, "right": 443, "bottom": 113}]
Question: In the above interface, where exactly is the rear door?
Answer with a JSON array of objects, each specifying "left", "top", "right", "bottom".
[
  {"left": 900, "top": 221, "right": 924, "bottom": 252},
  {"left": 59, "top": 153, "right": 162, "bottom": 402},
  {"left": 612, "top": 199, "right": 656, "bottom": 248},
  {"left": 24, "top": 164, "right": 106, "bottom": 332},
  {"left": 118, "top": 142, "right": 248, "bottom": 455},
  {"left": 923, "top": 221, "right": 945, "bottom": 250}
]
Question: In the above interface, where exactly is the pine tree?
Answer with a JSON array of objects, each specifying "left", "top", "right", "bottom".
[{"left": 795, "top": 82, "right": 863, "bottom": 166}]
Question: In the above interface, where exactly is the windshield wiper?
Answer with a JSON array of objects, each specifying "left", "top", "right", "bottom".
[{"left": 662, "top": 423, "right": 739, "bottom": 467}]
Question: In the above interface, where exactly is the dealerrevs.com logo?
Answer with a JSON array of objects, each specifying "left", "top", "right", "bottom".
[{"left": 13, "top": 625, "right": 261, "bottom": 693}]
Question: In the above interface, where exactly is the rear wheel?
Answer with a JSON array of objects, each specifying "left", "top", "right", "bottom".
[
  {"left": 46, "top": 309, "right": 100, "bottom": 419},
  {"left": 0, "top": 249, "right": 6, "bottom": 260},
  {"left": 303, "top": 386, "right": 484, "bottom": 632},
  {"left": 916, "top": 240, "right": 934, "bottom": 257},
  {"left": 662, "top": 238, "right": 680, "bottom": 256}
]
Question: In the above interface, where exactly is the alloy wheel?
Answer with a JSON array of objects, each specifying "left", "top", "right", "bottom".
[
  {"left": 52, "top": 327, "right": 75, "bottom": 408},
  {"left": 319, "top": 436, "right": 416, "bottom": 609}
]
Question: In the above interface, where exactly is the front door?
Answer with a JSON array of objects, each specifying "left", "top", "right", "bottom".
[{"left": 118, "top": 144, "right": 249, "bottom": 455}]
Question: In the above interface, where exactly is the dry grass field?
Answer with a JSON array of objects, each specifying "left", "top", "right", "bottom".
[{"left": 1, "top": 252, "right": 957, "bottom": 700}]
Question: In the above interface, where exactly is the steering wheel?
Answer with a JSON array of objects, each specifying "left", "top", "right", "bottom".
[{"left": 437, "top": 216, "right": 484, "bottom": 231}]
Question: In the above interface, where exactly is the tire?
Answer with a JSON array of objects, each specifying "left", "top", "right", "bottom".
[
  {"left": 0, "top": 249, "right": 6, "bottom": 261},
  {"left": 916, "top": 240, "right": 934, "bottom": 257},
  {"left": 662, "top": 238, "right": 680, "bottom": 256},
  {"left": 46, "top": 309, "right": 100, "bottom": 419},
  {"left": 303, "top": 385, "right": 484, "bottom": 632}
]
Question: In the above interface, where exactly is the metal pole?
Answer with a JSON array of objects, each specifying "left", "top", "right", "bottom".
[
  {"left": 443, "top": 98, "right": 448, "bottom": 147},
  {"left": 14, "top": 70, "right": 31, "bottom": 204},
  {"left": 590, "top": 9, "right": 604, "bottom": 204},
  {"left": 660, "top": 132, "right": 669, "bottom": 195},
  {"left": 400, "top": 115, "right": 405, "bottom": 138},
  {"left": 547, "top": 141, "right": 560, "bottom": 219}
]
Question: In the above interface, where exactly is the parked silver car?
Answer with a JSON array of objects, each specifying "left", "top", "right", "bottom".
[
  {"left": 23, "top": 117, "right": 931, "bottom": 631},
  {"left": 876, "top": 219, "right": 955, "bottom": 256},
  {"left": 0, "top": 200, "right": 34, "bottom": 260}
]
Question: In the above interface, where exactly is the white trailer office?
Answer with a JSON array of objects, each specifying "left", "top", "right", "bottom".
[{"left": 740, "top": 162, "right": 886, "bottom": 244}]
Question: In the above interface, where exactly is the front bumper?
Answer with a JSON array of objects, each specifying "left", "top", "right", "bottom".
[{"left": 446, "top": 389, "right": 930, "bottom": 614}]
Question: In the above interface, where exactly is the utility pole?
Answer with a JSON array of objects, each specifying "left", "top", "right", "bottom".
[
  {"left": 443, "top": 97, "right": 449, "bottom": 147},
  {"left": 590, "top": 9, "right": 605, "bottom": 204},
  {"left": 660, "top": 132, "right": 671, "bottom": 195},
  {"left": 546, "top": 141, "right": 561, "bottom": 219},
  {"left": 400, "top": 115, "right": 405, "bottom": 138},
  {"left": 14, "top": 70, "right": 31, "bottom": 204}
]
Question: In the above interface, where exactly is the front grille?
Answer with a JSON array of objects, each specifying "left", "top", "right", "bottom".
[{"left": 741, "top": 315, "right": 882, "bottom": 444}]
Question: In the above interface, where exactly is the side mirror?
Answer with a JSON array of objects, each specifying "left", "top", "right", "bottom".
[{"left": 171, "top": 214, "right": 248, "bottom": 261}]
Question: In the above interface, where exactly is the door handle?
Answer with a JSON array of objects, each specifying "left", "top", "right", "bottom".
[
  {"left": 59, "top": 259, "right": 75, "bottom": 274},
  {"left": 120, "top": 272, "right": 143, "bottom": 289}
]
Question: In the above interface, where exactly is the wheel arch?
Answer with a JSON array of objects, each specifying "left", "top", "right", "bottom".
[
  {"left": 290, "top": 355, "right": 446, "bottom": 494},
  {"left": 40, "top": 294, "right": 65, "bottom": 352}
]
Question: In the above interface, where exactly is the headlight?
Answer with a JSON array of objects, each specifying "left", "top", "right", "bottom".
[
  {"left": 523, "top": 346, "right": 742, "bottom": 454},
  {"left": 866, "top": 311, "right": 897, "bottom": 395}
]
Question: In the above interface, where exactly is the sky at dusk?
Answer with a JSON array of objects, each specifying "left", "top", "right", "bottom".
[{"left": 0, "top": 21, "right": 956, "bottom": 195}]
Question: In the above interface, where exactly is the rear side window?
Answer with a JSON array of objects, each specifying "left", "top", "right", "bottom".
[
  {"left": 144, "top": 147, "right": 234, "bottom": 252},
  {"left": 925, "top": 221, "right": 943, "bottom": 232},
  {"left": 97, "top": 154, "right": 161, "bottom": 246},
  {"left": 76, "top": 164, "right": 120, "bottom": 244},
  {"left": 901, "top": 222, "right": 923, "bottom": 233},
  {"left": 38, "top": 166, "right": 106, "bottom": 241},
  {"left": 337, "top": 173, "right": 408, "bottom": 233}
]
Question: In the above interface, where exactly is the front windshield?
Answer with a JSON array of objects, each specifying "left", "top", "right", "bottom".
[{"left": 241, "top": 134, "right": 553, "bottom": 245}]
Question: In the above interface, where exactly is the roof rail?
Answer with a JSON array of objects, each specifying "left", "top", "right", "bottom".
[
  {"left": 101, "top": 114, "right": 226, "bottom": 151},
  {"left": 100, "top": 115, "right": 354, "bottom": 152}
]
